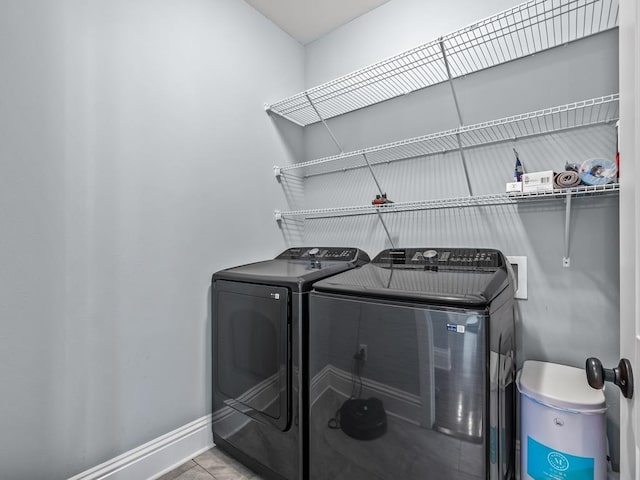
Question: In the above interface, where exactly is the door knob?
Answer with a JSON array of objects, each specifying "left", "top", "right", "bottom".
[{"left": 585, "top": 357, "right": 634, "bottom": 399}]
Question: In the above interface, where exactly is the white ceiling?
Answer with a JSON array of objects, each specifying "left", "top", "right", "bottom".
[{"left": 243, "top": 0, "right": 391, "bottom": 45}]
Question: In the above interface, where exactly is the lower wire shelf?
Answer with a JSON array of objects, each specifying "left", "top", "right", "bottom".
[{"left": 274, "top": 183, "right": 620, "bottom": 221}]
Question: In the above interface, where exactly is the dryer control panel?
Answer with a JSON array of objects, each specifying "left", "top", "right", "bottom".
[
  {"left": 276, "top": 247, "right": 361, "bottom": 262},
  {"left": 373, "top": 248, "right": 504, "bottom": 270}
]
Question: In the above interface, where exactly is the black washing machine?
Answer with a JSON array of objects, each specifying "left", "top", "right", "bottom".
[
  {"left": 308, "top": 248, "right": 515, "bottom": 480},
  {"left": 211, "top": 247, "right": 370, "bottom": 480}
]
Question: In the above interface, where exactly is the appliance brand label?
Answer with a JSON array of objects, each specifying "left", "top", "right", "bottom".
[
  {"left": 527, "top": 436, "right": 595, "bottom": 480},
  {"left": 446, "top": 323, "right": 465, "bottom": 333}
]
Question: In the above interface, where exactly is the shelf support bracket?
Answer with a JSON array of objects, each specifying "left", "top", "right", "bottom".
[
  {"left": 375, "top": 209, "right": 396, "bottom": 249},
  {"left": 305, "top": 93, "right": 344, "bottom": 154},
  {"left": 362, "top": 152, "right": 385, "bottom": 198},
  {"left": 439, "top": 38, "right": 474, "bottom": 197},
  {"left": 304, "top": 93, "right": 396, "bottom": 249},
  {"left": 563, "top": 193, "right": 572, "bottom": 267},
  {"left": 363, "top": 153, "right": 396, "bottom": 249}
]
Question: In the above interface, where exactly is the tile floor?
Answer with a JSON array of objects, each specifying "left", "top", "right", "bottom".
[{"left": 158, "top": 447, "right": 264, "bottom": 480}]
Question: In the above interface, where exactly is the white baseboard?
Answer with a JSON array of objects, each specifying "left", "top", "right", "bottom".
[
  {"left": 69, "top": 367, "right": 421, "bottom": 480},
  {"left": 67, "top": 415, "right": 214, "bottom": 480}
]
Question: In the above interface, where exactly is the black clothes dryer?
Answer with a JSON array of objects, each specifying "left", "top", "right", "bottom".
[
  {"left": 211, "top": 247, "right": 370, "bottom": 480},
  {"left": 308, "top": 248, "right": 516, "bottom": 480}
]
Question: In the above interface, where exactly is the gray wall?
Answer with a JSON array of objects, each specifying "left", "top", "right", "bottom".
[
  {"left": 0, "top": 1, "right": 302, "bottom": 478},
  {"left": 278, "top": 0, "right": 622, "bottom": 469}
]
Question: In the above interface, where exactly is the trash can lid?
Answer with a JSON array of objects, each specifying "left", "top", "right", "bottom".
[{"left": 517, "top": 360, "right": 607, "bottom": 413}]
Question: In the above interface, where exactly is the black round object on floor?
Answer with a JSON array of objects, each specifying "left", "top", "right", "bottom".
[{"left": 339, "top": 397, "right": 387, "bottom": 441}]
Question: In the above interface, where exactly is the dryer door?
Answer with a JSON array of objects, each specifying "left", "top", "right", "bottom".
[{"left": 213, "top": 280, "right": 291, "bottom": 431}]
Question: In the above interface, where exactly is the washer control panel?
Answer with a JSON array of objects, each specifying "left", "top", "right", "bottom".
[
  {"left": 277, "top": 247, "right": 359, "bottom": 261},
  {"left": 373, "top": 248, "right": 503, "bottom": 269}
]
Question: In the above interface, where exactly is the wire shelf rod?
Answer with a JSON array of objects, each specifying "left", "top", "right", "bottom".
[
  {"left": 286, "top": 121, "right": 612, "bottom": 179},
  {"left": 443, "top": 1, "right": 600, "bottom": 54},
  {"left": 276, "top": 94, "right": 619, "bottom": 176},
  {"left": 267, "top": 0, "right": 618, "bottom": 126},
  {"left": 275, "top": 183, "right": 619, "bottom": 220},
  {"left": 283, "top": 121, "right": 616, "bottom": 179},
  {"left": 275, "top": 42, "right": 446, "bottom": 114},
  {"left": 270, "top": 45, "right": 447, "bottom": 121}
]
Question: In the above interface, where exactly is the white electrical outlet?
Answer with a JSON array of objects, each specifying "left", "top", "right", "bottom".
[{"left": 506, "top": 256, "right": 527, "bottom": 300}]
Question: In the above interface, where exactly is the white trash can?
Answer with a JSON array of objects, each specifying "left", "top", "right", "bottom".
[{"left": 517, "top": 360, "right": 608, "bottom": 480}]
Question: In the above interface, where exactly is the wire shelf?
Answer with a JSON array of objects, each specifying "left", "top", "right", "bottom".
[
  {"left": 266, "top": 0, "right": 619, "bottom": 127},
  {"left": 275, "top": 183, "right": 619, "bottom": 220},
  {"left": 277, "top": 94, "right": 619, "bottom": 177}
]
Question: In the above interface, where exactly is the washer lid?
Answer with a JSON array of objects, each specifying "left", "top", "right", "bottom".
[
  {"left": 517, "top": 360, "right": 607, "bottom": 413},
  {"left": 212, "top": 247, "right": 370, "bottom": 292},
  {"left": 312, "top": 248, "right": 512, "bottom": 306}
]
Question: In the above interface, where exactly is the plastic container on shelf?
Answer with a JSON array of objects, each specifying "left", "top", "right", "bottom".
[{"left": 517, "top": 360, "right": 608, "bottom": 480}]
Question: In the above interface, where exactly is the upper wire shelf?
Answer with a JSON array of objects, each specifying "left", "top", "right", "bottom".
[
  {"left": 274, "top": 183, "right": 619, "bottom": 220},
  {"left": 266, "top": 0, "right": 619, "bottom": 127},
  {"left": 276, "top": 94, "right": 619, "bottom": 178}
]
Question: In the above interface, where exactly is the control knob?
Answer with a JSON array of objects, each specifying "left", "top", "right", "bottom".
[
  {"left": 423, "top": 250, "right": 438, "bottom": 259},
  {"left": 308, "top": 248, "right": 321, "bottom": 269}
]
